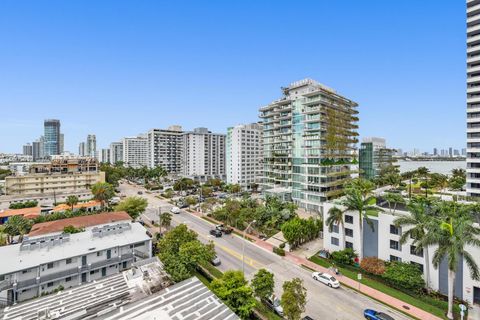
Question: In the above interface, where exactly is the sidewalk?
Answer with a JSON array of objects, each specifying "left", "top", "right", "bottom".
[{"left": 189, "top": 210, "right": 442, "bottom": 320}]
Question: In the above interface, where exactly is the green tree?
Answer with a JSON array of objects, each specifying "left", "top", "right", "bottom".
[
  {"left": 424, "top": 205, "right": 480, "bottom": 320},
  {"left": 401, "top": 170, "right": 416, "bottom": 199},
  {"left": 185, "top": 196, "right": 198, "bottom": 208},
  {"left": 91, "top": 182, "right": 115, "bottom": 210},
  {"left": 341, "top": 179, "right": 381, "bottom": 260},
  {"left": 416, "top": 167, "right": 430, "bottom": 197},
  {"left": 63, "top": 225, "right": 84, "bottom": 234},
  {"left": 383, "top": 192, "right": 405, "bottom": 214},
  {"left": 250, "top": 183, "right": 259, "bottom": 193},
  {"left": 448, "top": 175, "right": 466, "bottom": 191},
  {"left": 114, "top": 196, "right": 148, "bottom": 220},
  {"left": 394, "top": 198, "right": 436, "bottom": 291},
  {"left": 200, "top": 186, "right": 213, "bottom": 198},
  {"left": 158, "top": 224, "right": 216, "bottom": 282},
  {"left": 210, "top": 270, "right": 256, "bottom": 319},
  {"left": 159, "top": 212, "right": 172, "bottom": 233},
  {"left": 251, "top": 268, "right": 274, "bottom": 300},
  {"left": 66, "top": 195, "right": 79, "bottom": 211},
  {"left": 281, "top": 278, "right": 307, "bottom": 320},
  {"left": 4, "top": 215, "right": 31, "bottom": 243},
  {"left": 326, "top": 206, "right": 346, "bottom": 249}
]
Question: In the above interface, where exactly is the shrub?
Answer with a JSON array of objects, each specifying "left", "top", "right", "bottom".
[
  {"left": 9, "top": 200, "right": 38, "bottom": 209},
  {"left": 279, "top": 242, "right": 285, "bottom": 249},
  {"left": 382, "top": 262, "right": 425, "bottom": 293},
  {"left": 273, "top": 246, "right": 285, "bottom": 256},
  {"left": 330, "top": 248, "right": 357, "bottom": 265},
  {"left": 360, "top": 257, "right": 386, "bottom": 275}
]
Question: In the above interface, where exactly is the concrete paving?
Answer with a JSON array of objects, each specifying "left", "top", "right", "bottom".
[{"left": 120, "top": 183, "right": 412, "bottom": 320}]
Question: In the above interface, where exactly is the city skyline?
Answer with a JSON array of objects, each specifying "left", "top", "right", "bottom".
[{"left": 0, "top": 1, "right": 466, "bottom": 153}]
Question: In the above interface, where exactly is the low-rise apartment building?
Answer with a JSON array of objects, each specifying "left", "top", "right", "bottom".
[
  {"left": 4, "top": 158, "right": 105, "bottom": 196},
  {"left": 0, "top": 219, "right": 151, "bottom": 304},
  {"left": 322, "top": 201, "right": 480, "bottom": 305}
]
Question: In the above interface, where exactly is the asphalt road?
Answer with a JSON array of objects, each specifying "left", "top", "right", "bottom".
[{"left": 119, "top": 183, "right": 411, "bottom": 320}]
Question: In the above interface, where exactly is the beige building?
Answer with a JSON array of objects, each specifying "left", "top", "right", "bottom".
[{"left": 4, "top": 157, "right": 105, "bottom": 196}]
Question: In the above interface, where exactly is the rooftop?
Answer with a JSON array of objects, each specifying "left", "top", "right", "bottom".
[
  {"left": 0, "top": 221, "right": 148, "bottom": 275},
  {"left": 1, "top": 259, "right": 238, "bottom": 320},
  {"left": 0, "top": 207, "right": 41, "bottom": 220},
  {"left": 28, "top": 211, "right": 131, "bottom": 236},
  {"left": 51, "top": 200, "right": 101, "bottom": 212}
]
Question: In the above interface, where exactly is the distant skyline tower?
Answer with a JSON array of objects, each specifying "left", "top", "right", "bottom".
[
  {"left": 59, "top": 133, "right": 64, "bottom": 153},
  {"left": 43, "top": 119, "right": 61, "bottom": 156},
  {"left": 22, "top": 143, "right": 33, "bottom": 156},
  {"left": 78, "top": 142, "right": 86, "bottom": 156},
  {"left": 86, "top": 134, "right": 97, "bottom": 157},
  {"left": 433, "top": 148, "right": 438, "bottom": 156}
]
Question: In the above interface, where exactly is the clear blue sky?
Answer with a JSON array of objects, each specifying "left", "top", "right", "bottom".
[{"left": 0, "top": 0, "right": 466, "bottom": 153}]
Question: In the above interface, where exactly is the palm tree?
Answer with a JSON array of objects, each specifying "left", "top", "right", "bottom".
[
  {"left": 401, "top": 171, "right": 416, "bottom": 199},
  {"left": 4, "top": 215, "right": 31, "bottom": 243},
  {"left": 159, "top": 212, "right": 172, "bottom": 233},
  {"left": 394, "top": 198, "right": 436, "bottom": 291},
  {"left": 91, "top": 182, "right": 115, "bottom": 210},
  {"left": 326, "top": 207, "right": 346, "bottom": 249},
  {"left": 416, "top": 167, "right": 430, "bottom": 197},
  {"left": 341, "top": 179, "right": 381, "bottom": 260},
  {"left": 424, "top": 203, "right": 480, "bottom": 319},
  {"left": 66, "top": 195, "right": 79, "bottom": 211},
  {"left": 383, "top": 192, "right": 405, "bottom": 214}
]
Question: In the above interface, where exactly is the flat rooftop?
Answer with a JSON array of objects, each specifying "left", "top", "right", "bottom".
[
  {"left": 0, "top": 221, "right": 150, "bottom": 275},
  {"left": 1, "top": 259, "right": 238, "bottom": 320}
]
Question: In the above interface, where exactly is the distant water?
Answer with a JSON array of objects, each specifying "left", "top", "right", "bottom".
[{"left": 397, "top": 160, "right": 466, "bottom": 175}]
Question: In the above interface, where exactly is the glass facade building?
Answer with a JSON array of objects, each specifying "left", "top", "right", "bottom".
[
  {"left": 43, "top": 119, "right": 61, "bottom": 157},
  {"left": 259, "top": 79, "right": 359, "bottom": 213}
]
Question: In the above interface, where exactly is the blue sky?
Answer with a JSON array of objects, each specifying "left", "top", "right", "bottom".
[{"left": 0, "top": 1, "right": 466, "bottom": 153}]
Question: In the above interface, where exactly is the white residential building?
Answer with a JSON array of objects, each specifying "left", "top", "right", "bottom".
[
  {"left": 259, "top": 78, "right": 359, "bottom": 212},
  {"left": 122, "top": 135, "right": 148, "bottom": 168},
  {"left": 0, "top": 221, "right": 151, "bottom": 304},
  {"left": 97, "top": 148, "right": 110, "bottom": 164},
  {"left": 467, "top": 0, "right": 480, "bottom": 198},
  {"left": 322, "top": 201, "right": 480, "bottom": 305},
  {"left": 226, "top": 123, "right": 263, "bottom": 189},
  {"left": 182, "top": 128, "right": 226, "bottom": 181},
  {"left": 147, "top": 126, "right": 183, "bottom": 173},
  {"left": 86, "top": 134, "right": 97, "bottom": 158},
  {"left": 109, "top": 142, "right": 123, "bottom": 165}
]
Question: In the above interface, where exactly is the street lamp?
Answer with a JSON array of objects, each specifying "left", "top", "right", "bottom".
[{"left": 242, "top": 220, "right": 256, "bottom": 274}]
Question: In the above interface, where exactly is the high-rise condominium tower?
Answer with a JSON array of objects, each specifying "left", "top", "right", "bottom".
[
  {"left": 122, "top": 135, "right": 148, "bottom": 168},
  {"left": 259, "top": 79, "right": 359, "bottom": 213},
  {"left": 226, "top": 123, "right": 263, "bottom": 190},
  {"left": 43, "top": 119, "right": 61, "bottom": 157},
  {"left": 182, "top": 128, "right": 226, "bottom": 181},
  {"left": 467, "top": 0, "right": 480, "bottom": 197},
  {"left": 109, "top": 142, "right": 123, "bottom": 164},
  {"left": 86, "top": 134, "right": 97, "bottom": 158},
  {"left": 147, "top": 126, "right": 183, "bottom": 173}
]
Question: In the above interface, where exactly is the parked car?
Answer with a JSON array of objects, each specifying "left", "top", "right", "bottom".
[
  {"left": 311, "top": 272, "right": 340, "bottom": 288},
  {"left": 170, "top": 207, "right": 180, "bottom": 214},
  {"left": 146, "top": 230, "right": 153, "bottom": 238},
  {"left": 210, "top": 229, "right": 222, "bottom": 237},
  {"left": 211, "top": 256, "right": 221, "bottom": 266},
  {"left": 137, "top": 191, "right": 143, "bottom": 195},
  {"left": 363, "top": 309, "right": 395, "bottom": 320},
  {"left": 179, "top": 203, "right": 189, "bottom": 209},
  {"left": 263, "top": 295, "right": 283, "bottom": 316},
  {"left": 302, "top": 317, "right": 314, "bottom": 320},
  {"left": 137, "top": 220, "right": 145, "bottom": 226}
]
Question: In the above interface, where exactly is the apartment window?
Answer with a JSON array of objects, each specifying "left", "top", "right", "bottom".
[
  {"left": 346, "top": 241, "right": 353, "bottom": 249},
  {"left": 390, "top": 240, "right": 400, "bottom": 251},
  {"left": 345, "top": 228, "right": 353, "bottom": 237},
  {"left": 97, "top": 251, "right": 102, "bottom": 257},
  {"left": 134, "top": 242, "right": 144, "bottom": 248},
  {"left": 66, "top": 258, "right": 72, "bottom": 264},
  {"left": 47, "top": 262, "right": 54, "bottom": 269},
  {"left": 331, "top": 237, "right": 339, "bottom": 246},
  {"left": 390, "top": 255, "right": 401, "bottom": 262},
  {"left": 47, "top": 282, "right": 53, "bottom": 287},
  {"left": 345, "top": 215, "right": 353, "bottom": 224},
  {"left": 410, "top": 245, "right": 424, "bottom": 257},
  {"left": 65, "top": 277, "right": 72, "bottom": 282},
  {"left": 331, "top": 225, "right": 339, "bottom": 233},
  {"left": 22, "top": 269, "right": 30, "bottom": 274},
  {"left": 390, "top": 224, "right": 400, "bottom": 235}
]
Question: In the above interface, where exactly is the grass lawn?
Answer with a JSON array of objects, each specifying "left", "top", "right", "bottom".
[{"left": 309, "top": 256, "right": 463, "bottom": 320}]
